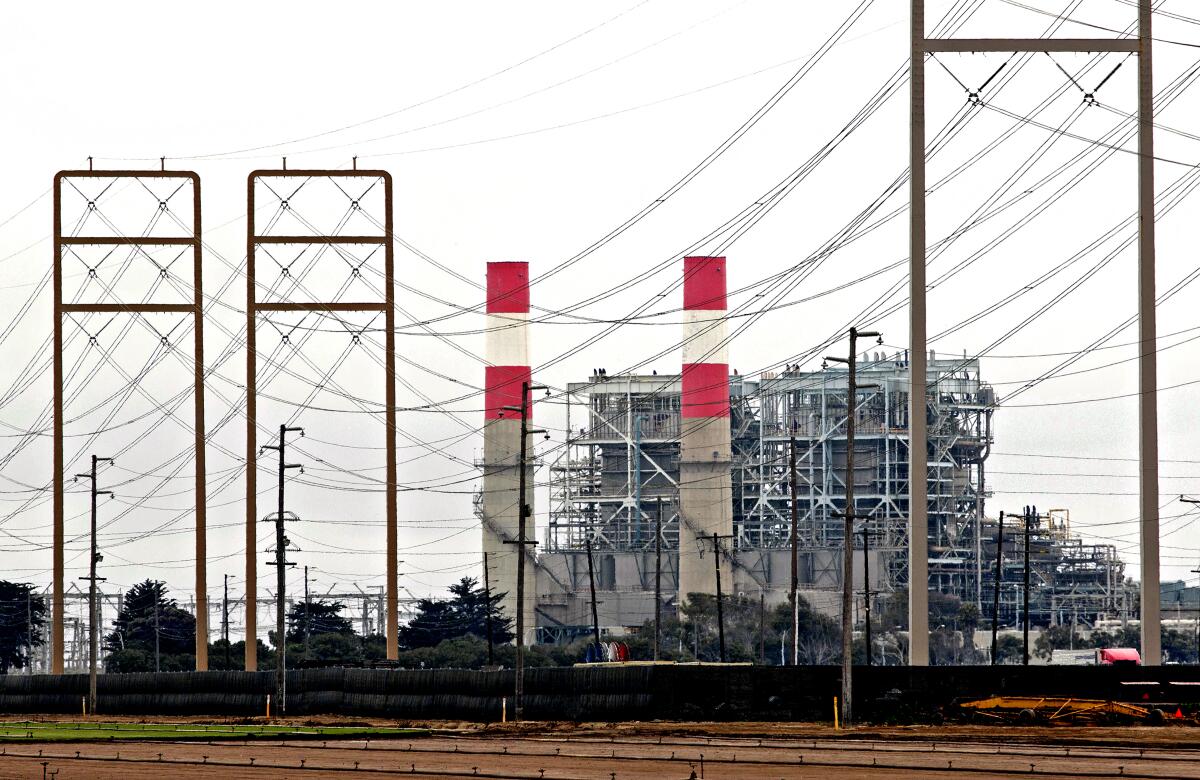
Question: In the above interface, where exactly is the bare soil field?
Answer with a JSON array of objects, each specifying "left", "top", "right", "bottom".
[{"left": 4, "top": 720, "right": 1200, "bottom": 778}]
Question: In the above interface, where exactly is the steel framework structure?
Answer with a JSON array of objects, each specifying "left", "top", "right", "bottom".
[
  {"left": 742, "top": 358, "right": 991, "bottom": 597},
  {"left": 981, "top": 511, "right": 1133, "bottom": 631},
  {"left": 245, "top": 169, "right": 398, "bottom": 669},
  {"left": 548, "top": 374, "right": 685, "bottom": 555},
  {"left": 547, "top": 359, "right": 992, "bottom": 601},
  {"left": 52, "top": 169, "right": 208, "bottom": 673},
  {"left": 909, "top": 0, "right": 1158, "bottom": 665},
  {"left": 543, "top": 365, "right": 1141, "bottom": 639}
]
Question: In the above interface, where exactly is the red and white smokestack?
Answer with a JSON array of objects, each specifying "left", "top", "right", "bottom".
[
  {"left": 484, "top": 262, "right": 531, "bottom": 419},
  {"left": 481, "top": 261, "right": 534, "bottom": 641},
  {"left": 678, "top": 256, "right": 734, "bottom": 601}
]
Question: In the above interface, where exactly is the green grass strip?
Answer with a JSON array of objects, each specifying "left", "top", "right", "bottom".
[{"left": 0, "top": 722, "right": 427, "bottom": 743}]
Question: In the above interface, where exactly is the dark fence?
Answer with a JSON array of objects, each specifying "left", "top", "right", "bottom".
[{"left": 3, "top": 664, "right": 1200, "bottom": 721}]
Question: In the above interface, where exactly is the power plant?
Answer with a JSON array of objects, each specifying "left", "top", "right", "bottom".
[
  {"left": 468, "top": 260, "right": 1138, "bottom": 644},
  {"left": 4, "top": 0, "right": 1181, "bottom": 715}
]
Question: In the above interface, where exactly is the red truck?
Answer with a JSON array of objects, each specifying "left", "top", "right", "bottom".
[{"left": 1096, "top": 647, "right": 1142, "bottom": 666}]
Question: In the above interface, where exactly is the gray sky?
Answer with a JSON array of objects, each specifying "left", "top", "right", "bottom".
[{"left": 3, "top": 0, "right": 1200, "bottom": 637}]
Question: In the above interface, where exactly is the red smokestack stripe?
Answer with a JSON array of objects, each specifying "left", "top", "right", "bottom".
[
  {"left": 681, "top": 363, "right": 730, "bottom": 418},
  {"left": 683, "top": 256, "right": 726, "bottom": 311},
  {"left": 486, "top": 261, "right": 530, "bottom": 314},
  {"left": 485, "top": 261, "right": 531, "bottom": 420},
  {"left": 484, "top": 365, "right": 532, "bottom": 420},
  {"left": 682, "top": 256, "right": 728, "bottom": 418}
]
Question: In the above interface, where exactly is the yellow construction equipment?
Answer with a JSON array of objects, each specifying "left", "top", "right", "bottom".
[{"left": 958, "top": 696, "right": 1169, "bottom": 724}]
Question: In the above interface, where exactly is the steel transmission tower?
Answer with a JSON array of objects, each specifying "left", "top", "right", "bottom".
[
  {"left": 908, "top": 0, "right": 1159, "bottom": 665},
  {"left": 52, "top": 168, "right": 208, "bottom": 673},
  {"left": 245, "top": 167, "right": 398, "bottom": 670}
]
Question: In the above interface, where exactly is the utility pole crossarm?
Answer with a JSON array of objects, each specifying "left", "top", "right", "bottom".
[{"left": 923, "top": 38, "right": 1139, "bottom": 53}]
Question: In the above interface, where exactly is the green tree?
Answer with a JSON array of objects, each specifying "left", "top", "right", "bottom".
[
  {"left": 671, "top": 592, "right": 760, "bottom": 662},
  {"left": 621, "top": 593, "right": 839, "bottom": 665},
  {"left": 447, "top": 577, "right": 513, "bottom": 644},
  {"left": 994, "top": 634, "right": 1024, "bottom": 664},
  {"left": 958, "top": 602, "right": 981, "bottom": 663},
  {"left": 0, "top": 582, "right": 46, "bottom": 672},
  {"left": 206, "top": 639, "right": 273, "bottom": 670},
  {"left": 304, "top": 632, "right": 365, "bottom": 665},
  {"left": 1162, "top": 629, "right": 1197, "bottom": 664},
  {"left": 400, "top": 577, "right": 512, "bottom": 649},
  {"left": 774, "top": 595, "right": 843, "bottom": 665},
  {"left": 285, "top": 600, "right": 355, "bottom": 643},
  {"left": 104, "top": 580, "right": 196, "bottom": 672},
  {"left": 399, "top": 599, "right": 459, "bottom": 649},
  {"left": 390, "top": 634, "right": 583, "bottom": 670},
  {"left": 1089, "top": 626, "right": 1140, "bottom": 651},
  {"left": 930, "top": 592, "right": 963, "bottom": 628},
  {"left": 1034, "top": 624, "right": 1084, "bottom": 660}
]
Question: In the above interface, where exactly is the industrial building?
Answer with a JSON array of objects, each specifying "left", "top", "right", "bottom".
[{"left": 526, "top": 356, "right": 1136, "bottom": 642}]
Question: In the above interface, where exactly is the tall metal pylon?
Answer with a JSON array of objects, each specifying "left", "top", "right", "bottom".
[
  {"left": 909, "top": 2, "right": 1157, "bottom": 664},
  {"left": 52, "top": 168, "right": 208, "bottom": 672},
  {"left": 244, "top": 169, "right": 398, "bottom": 669}
]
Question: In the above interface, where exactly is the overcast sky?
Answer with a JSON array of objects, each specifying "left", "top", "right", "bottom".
[{"left": 3, "top": 0, "right": 1200, "bottom": 637}]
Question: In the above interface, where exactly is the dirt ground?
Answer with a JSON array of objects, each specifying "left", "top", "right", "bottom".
[{"left": 4, "top": 721, "right": 1200, "bottom": 779}]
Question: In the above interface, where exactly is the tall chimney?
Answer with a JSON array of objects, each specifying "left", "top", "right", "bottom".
[
  {"left": 678, "top": 256, "right": 734, "bottom": 603},
  {"left": 482, "top": 261, "right": 535, "bottom": 642}
]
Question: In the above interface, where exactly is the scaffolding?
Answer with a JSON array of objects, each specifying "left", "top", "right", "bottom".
[
  {"left": 549, "top": 355, "right": 989, "bottom": 579},
  {"left": 981, "top": 510, "right": 1134, "bottom": 629},
  {"left": 547, "top": 373, "right": 686, "bottom": 555},
  {"left": 542, "top": 356, "right": 1135, "bottom": 632}
]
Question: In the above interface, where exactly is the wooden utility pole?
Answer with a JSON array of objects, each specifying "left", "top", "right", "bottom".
[
  {"left": 654, "top": 497, "right": 663, "bottom": 662},
  {"left": 707, "top": 533, "right": 735, "bottom": 663},
  {"left": 991, "top": 512, "right": 1005, "bottom": 665},
  {"left": 759, "top": 591, "right": 766, "bottom": 664},
  {"left": 303, "top": 566, "right": 311, "bottom": 663},
  {"left": 585, "top": 536, "right": 601, "bottom": 653},
  {"left": 789, "top": 435, "right": 800, "bottom": 666},
  {"left": 223, "top": 575, "right": 230, "bottom": 670},
  {"left": 154, "top": 598, "right": 160, "bottom": 673},
  {"left": 501, "top": 381, "right": 545, "bottom": 721},
  {"left": 262, "top": 424, "right": 304, "bottom": 715},
  {"left": 26, "top": 591, "right": 32, "bottom": 676},
  {"left": 860, "top": 526, "right": 872, "bottom": 666},
  {"left": 482, "top": 552, "right": 495, "bottom": 666},
  {"left": 75, "top": 454, "right": 112, "bottom": 715},
  {"left": 1023, "top": 506, "right": 1035, "bottom": 667},
  {"left": 825, "top": 326, "right": 879, "bottom": 725}
]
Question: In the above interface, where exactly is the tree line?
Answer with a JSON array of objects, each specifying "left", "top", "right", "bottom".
[{"left": 0, "top": 576, "right": 1184, "bottom": 671}]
